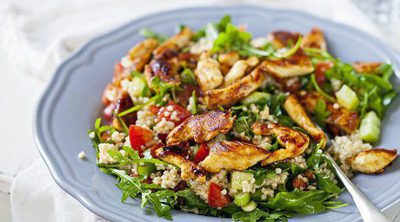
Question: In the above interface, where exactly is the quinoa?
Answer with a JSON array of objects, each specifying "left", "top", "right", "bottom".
[
  {"left": 98, "top": 143, "right": 118, "bottom": 164},
  {"left": 135, "top": 106, "right": 157, "bottom": 128},
  {"left": 189, "top": 170, "right": 229, "bottom": 202},
  {"left": 151, "top": 165, "right": 182, "bottom": 189},
  {"left": 289, "top": 155, "right": 308, "bottom": 169},
  {"left": 328, "top": 131, "right": 372, "bottom": 177},
  {"left": 153, "top": 117, "right": 175, "bottom": 134}
]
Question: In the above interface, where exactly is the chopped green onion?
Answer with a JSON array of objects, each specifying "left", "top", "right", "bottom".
[
  {"left": 189, "top": 91, "right": 198, "bottom": 114},
  {"left": 231, "top": 171, "right": 254, "bottom": 191}
]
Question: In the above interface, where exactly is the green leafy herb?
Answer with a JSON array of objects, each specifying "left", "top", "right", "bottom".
[
  {"left": 151, "top": 77, "right": 174, "bottom": 105},
  {"left": 139, "top": 28, "right": 168, "bottom": 42},
  {"left": 311, "top": 74, "right": 335, "bottom": 102},
  {"left": 180, "top": 68, "right": 197, "bottom": 84},
  {"left": 268, "top": 93, "right": 287, "bottom": 116},
  {"left": 264, "top": 190, "right": 331, "bottom": 214},
  {"left": 314, "top": 99, "right": 330, "bottom": 127},
  {"left": 232, "top": 208, "right": 289, "bottom": 222},
  {"left": 315, "top": 173, "right": 342, "bottom": 194},
  {"left": 211, "top": 23, "right": 252, "bottom": 53},
  {"left": 107, "top": 146, "right": 168, "bottom": 167},
  {"left": 175, "top": 189, "right": 210, "bottom": 211}
]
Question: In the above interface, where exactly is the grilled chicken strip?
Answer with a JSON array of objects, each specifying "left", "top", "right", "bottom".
[
  {"left": 223, "top": 60, "right": 249, "bottom": 87},
  {"left": 195, "top": 53, "right": 224, "bottom": 91},
  {"left": 353, "top": 62, "right": 382, "bottom": 73},
  {"left": 128, "top": 38, "right": 159, "bottom": 72},
  {"left": 264, "top": 49, "right": 314, "bottom": 78},
  {"left": 203, "top": 60, "right": 268, "bottom": 108},
  {"left": 200, "top": 141, "right": 270, "bottom": 173},
  {"left": 301, "top": 91, "right": 359, "bottom": 134},
  {"left": 167, "top": 111, "right": 235, "bottom": 145},
  {"left": 155, "top": 145, "right": 206, "bottom": 182},
  {"left": 153, "top": 27, "right": 193, "bottom": 59},
  {"left": 252, "top": 122, "right": 310, "bottom": 165},
  {"left": 346, "top": 148, "right": 397, "bottom": 174},
  {"left": 267, "top": 31, "right": 301, "bottom": 49},
  {"left": 301, "top": 28, "right": 327, "bottom": 51},
  {"left": 284, "top": 94, "right": 327, "bottom": 148}
]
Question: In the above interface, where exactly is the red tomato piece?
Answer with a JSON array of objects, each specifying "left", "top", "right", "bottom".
[
  {"left": 149, "top": 105, "right": 161, "bottom": 115},
  {"left": 156, "top": 101, "right": 191, "bottom": 125},
  {"left": 193, "top": 143, "right": 209, "bottom": 164},
  {"left": 208, "top": 182, "right": 231, "bottom": 208},
  {"left": 129, "top": 125, "right": 154, "bottom": 154}
]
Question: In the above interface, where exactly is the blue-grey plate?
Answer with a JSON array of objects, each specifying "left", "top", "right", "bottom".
[{"left": 34, "top": 5, "right": 400, "bottom": 222}]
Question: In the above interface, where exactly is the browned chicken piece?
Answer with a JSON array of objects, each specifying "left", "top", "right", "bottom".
[
  {"left": 284, "top": 94, "right": 327, "bottom": 148},
  {"left": 223, "top": 60, "right": 249, "bottom": 87},
  {"left": 167, "top": 111, "right": 235, "bottom": 145},
  {"left": 264, "top": 49, "right": 314, "bottom": 78},
  {"left": 153, "top": 27, "right": 193, "bottom": 59},
  {"left": 155, "top": 145, "right": 206, "bottom": 182},
  {"left": 353, "top": 62, "right": 382, "bottom": 73},
  {"left": 301, "top": 92, "right": 359, "bottom": 134},
  {"left": 252, "top": 122, "right": 310, "bottom": 165},
  {"left": 218, "top": 51, "right": 240, "bottom": 66},
  {"left": 203, "top": 60, "right": 268, "bottom": 108},
  {"left": 301, "top": 28, "right": 327, "bottom": 51},
  {"left": 195, "top": 53, "right": 224, "bottom": 91},
  {"left": 346, "top": 148, "right": 397, "bottom": 174},
  {"left": 267, "top": 31, "right": 301, "bottom": 49},
  {"left": 200, "top": 141, "right": 270, "bottom": 173},
  {"left": 128, "top": 38, "right": 159, "bottom": 72},
  {"left": 144, "top": 58, "right": 181, "bottom": 85}
]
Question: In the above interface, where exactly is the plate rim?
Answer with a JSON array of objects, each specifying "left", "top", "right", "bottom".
[{"left": 33, "top": 4, "right": 400, "bottom": 222}]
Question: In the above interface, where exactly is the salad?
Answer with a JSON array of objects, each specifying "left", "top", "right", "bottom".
[{"left": 88, "top": 15, "right": 398, "bottom": 221}]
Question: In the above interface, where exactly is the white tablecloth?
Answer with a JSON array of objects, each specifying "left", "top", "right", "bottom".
[{"left": 0, "top": 0, "right": 399, "bottom": 221}]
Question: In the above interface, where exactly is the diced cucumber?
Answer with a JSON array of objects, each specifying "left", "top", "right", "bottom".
[
  {"left": 231, "top": 171, "right": 254, "bottom": 191},
  {"left": 241, "top": 200, "right": 257, "bottom": 212},
  {"left": 241, "top": 92, "right": 271, "bottom": 105},
  {"left": 361, "top": 111, "right": 381, "bottom": 127},
  {"left": 234, "top": 192, "right": 250, "bottom": 207},
  {"left": 335, "top": 85, "right": 359, "bottom": 110},
  {"left": 137, "top": 163, "right": 156, "bottom": 177},
  {"left": 359, "top": 111, "right": 381, "bottom": 143},
  {"left": 359, "top": 124, "right": 380, "bottom": 143},
  {"left": 131, "top": 76, "right": 150, "bottom": 97}
]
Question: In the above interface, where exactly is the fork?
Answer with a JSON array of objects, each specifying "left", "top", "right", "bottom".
[{"left": 325, "top": 154, "right": 391, "bottom": 222}]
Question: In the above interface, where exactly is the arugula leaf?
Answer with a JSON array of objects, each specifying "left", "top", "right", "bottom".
[
  {"left": 108, "top": 146, "right": 168, "bottom": 167},
  {"left": 232, "top": 208, "right": 288, "bottom": 222},
  {"left": 233, "top": 116, "right": 254, "bottom": 138},
  {"left": 180, "top": 68, "right": 197, "bottom": 84},
  {"left": 151, "top": 77, "right": 174, "bottom": 105},
  {"left": 211, "top": 23, "right": 252, "bottom": 53},
  {"left": 315, "top": 173, "right": 342, "bottom": 194},
  {"left": 246, "top": 168, "right": 276, "bottom": 186},
  {"left": 139, "top": 28, "right": 168, "bottom": 42},
  {"left": 314, "top": 99, "right": 330, "bottom": 127},
  {"left": 142, "top": 190, "right": 176, "bottom": 220},
  {"left": 111, "top": 169, "right": 175, "bottom": 220},
  {"left": 310, "top": 74, "right": 335, "bottom": 102},
  {"left": 175, "top": 189, "right": 210, "bottom": 211},
  {"left": 268, "top": 93, "right": 287, "bottom": 116},
  {"left": 264, "top": 190, "right": 331, "bottom": 214}
]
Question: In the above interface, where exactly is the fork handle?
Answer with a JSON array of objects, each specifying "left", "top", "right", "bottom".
[{"left": 326, "top": 154, "right": 391, "bottom": 222}]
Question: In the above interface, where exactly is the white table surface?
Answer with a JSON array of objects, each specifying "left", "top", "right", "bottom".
[{"left": 0, "top": 1, "right": 399, "bottom": 221}]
